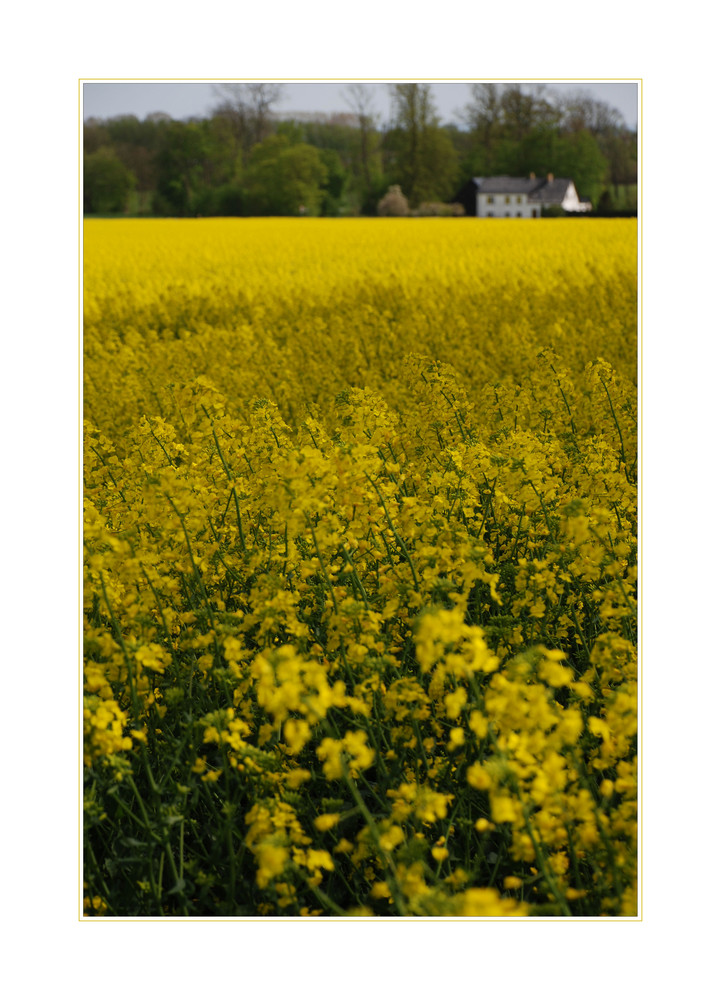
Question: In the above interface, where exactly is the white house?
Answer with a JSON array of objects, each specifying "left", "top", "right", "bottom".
[{"left": 455, "top": 174, "right": 592, "bottom": 217}]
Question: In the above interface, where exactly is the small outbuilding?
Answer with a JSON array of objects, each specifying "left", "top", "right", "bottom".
[{"left": 455, "top": 174, "right": 592, "bottom": 217}]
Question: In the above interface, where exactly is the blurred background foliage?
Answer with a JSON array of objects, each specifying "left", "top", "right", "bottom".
[{"left": 83, "top": 83, "right": 637, "bottom": 218}]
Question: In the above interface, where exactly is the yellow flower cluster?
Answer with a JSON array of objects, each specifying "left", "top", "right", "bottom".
[{"left": 83, "top": 219, "right": 636, "bottom": 917}]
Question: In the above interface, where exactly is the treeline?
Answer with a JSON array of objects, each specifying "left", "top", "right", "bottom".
[{"left": 83, "top": 83, "right": 637, "bottom": 217}]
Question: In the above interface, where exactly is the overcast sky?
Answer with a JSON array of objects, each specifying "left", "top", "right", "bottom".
[{"left": 83, "top": 80, "right": 638, "bottom": 129}]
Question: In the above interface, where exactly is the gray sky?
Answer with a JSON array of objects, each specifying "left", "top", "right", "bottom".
[{"left": 83, "top": 80, "right": 638, "bottom": 129}]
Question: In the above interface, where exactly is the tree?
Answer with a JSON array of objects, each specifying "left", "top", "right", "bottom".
[
  {"left": 212, "top": 82, "right": 286, "bottom": 159},
  {"left": 512, "top": 126, "right": 562, "bottom": 177},
  {"left": 317, "top": 148, "right": 348, "bottom": 216},
  {"left": 200, "top": 115, "right": 240, "bottom": 188},
  {"left": 555, "top": 130, "right": 609, "bottom": 205},
  {"left": 84, "top": 147, "right": 136, "bottom": 214},
  {"left": 601, "top": 129, "right": 637, "bottom": 187},
  {"left": 344, "top": 83, "right": 380, "bottom": 191},
  {"left": 554, "top": 89, "right": 623, "bottom": 136},
  {"left": 461, "top": 83, "right": 565, "bottom": 176},
  {"left": 505, "top": 126, "right": 608, "bottom": 207},
  {"left": 386, "top": 83, "right": 459, "bottom": 206},
  {"left": 499, "top": 85, "right": 536, "bottom": 140},
  {"left": 243, "top": 135, "right": 328, "bottom": 215},
  {"left": 459, "top": 83, "right": 502, "bottom": 174},
  {"left": 153, "top": 121, "right": 210, "bottom": 215},
  {"left": 462, "top": 83, "right": 503, "bottom": 139},
  {"left": 83, "top": 119, "right": 111, "bottom": 155}
]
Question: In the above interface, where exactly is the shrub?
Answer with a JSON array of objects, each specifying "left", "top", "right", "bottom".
[
  {"left": 377, "top": 185, "right": 410, "bottom": 217},
  {"left": 411, "top": 201, "right": 465, "bottom": 217}
]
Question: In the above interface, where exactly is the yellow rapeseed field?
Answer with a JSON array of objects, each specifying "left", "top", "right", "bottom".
[{"left": 83, "top": 218, "right": 637, "bottom": 917}]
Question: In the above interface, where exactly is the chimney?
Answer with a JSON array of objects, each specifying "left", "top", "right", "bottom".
[
  {"left": 529, "top": 172, "right": 535, "bottom": 179},
  {"left": 547, "top": 172, "right": 554, "bottom": 183}
]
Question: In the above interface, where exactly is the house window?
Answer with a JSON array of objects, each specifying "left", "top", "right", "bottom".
[
  {"left": 516, "top": 196, "right": 522, "bottom": 204},
  {"left": 487, "top": 196, "right": 494, "bottom": 204},
  {"left": 517, "top": 212, "right": 522, "bottom": 217},
  {"left": 488, "top": 211, "right": 494, "bottom": 217},
  {"left": 505, "top": 195, "right": 510, "bottom": 204},
  {"left": 505, "top": 212, "right": 510, "bottom": 217}
]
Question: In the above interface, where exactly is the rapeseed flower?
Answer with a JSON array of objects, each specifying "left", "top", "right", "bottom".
[{"left": 83, "top": 218, "right": 636, "bottom": 917}]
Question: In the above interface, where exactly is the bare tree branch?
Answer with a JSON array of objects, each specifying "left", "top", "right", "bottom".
[{"left": 211, "top": 82, "right": 287, "bottom": 154}]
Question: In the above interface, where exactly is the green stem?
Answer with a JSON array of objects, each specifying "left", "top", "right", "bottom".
[
  {"left": 341, "top": 760, "right": 407, "bottom": 916},
  {"left": 365, "top": 473, "right": 419, "bottom": 589},
  {"left": 597, "top": 374, "right": 627, "bottom": 469}
]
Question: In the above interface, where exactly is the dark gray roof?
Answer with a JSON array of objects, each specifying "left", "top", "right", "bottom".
[
  {"left": 529, "top": 178, "right": 574, "bottom": 203},
  {"left": 472, "top": 175, "right": 573, "bottom": 203}
]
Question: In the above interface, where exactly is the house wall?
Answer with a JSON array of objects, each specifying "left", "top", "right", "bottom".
[
  {"left": 559, "top": 183, "right": 591, "bottom": 212},
  {"left": 475, "top": 191, "right": 536, "bottom": 218}
]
